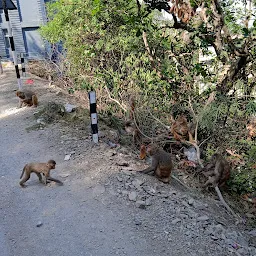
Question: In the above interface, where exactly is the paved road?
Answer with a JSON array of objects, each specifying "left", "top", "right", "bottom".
[{"left": 0, "top": 72, "right": 162, "bottom": 256}]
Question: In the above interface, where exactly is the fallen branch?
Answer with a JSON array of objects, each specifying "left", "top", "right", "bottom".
[
  {"left": 172, "top": 174, "right": 191, "bottom": 190},
  {"left": 214, "top": 186, "right": 240, "bottom": 219}
]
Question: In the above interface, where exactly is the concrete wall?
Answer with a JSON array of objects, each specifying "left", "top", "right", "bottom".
[{"left": 0, "top": 0, "right": 48, "bottom": 59}]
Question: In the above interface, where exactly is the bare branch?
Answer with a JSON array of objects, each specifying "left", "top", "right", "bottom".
[
  {"left": 214, "top": 186, "right": 241, "bottom": 219},
  {"left": 105, "top": 86, "right": 127, "bottom": 112},
  {"left": 142, "top": 31, "right": 154, "bottom": 63}
]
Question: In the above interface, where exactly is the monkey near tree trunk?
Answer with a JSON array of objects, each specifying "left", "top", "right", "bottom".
[
  {"left": 139, "top": 144, "right": 173, "bottom": 183},
  {"left": 202, "top": 154, "right": 230, "bottom": 188}
]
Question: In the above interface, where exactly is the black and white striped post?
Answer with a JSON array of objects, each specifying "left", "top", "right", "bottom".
[
  {"left": 20, "top": 53, "right": 26, "bottom": 77},
  {"left": 88, "top": 90, "right": 99, "bottom": 143},
  {"left": 1, "top": 0, "right": 22, "bottom": 89},
  {"left": 0, "top": 56, "right": 3, "bottom": 74}
]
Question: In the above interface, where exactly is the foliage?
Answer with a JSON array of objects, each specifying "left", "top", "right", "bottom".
[
  {"left": 228, "top": 142, "right": 256, "bottom": 194},
  {"left": 40, "top": 0, "right": 256, "bottom": 194}
]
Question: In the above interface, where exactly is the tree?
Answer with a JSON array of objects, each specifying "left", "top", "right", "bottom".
[{"left": 40, "top": 0, "right": 256, "bottom": 194}]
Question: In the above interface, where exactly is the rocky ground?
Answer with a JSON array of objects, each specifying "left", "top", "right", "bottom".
[{"left": 0, "top": 69, "right": 255, "bottom": 256}]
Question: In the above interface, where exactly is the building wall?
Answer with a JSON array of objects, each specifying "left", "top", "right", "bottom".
[{"left": 0, "top": 0, "right": 48, "bottom": 59}]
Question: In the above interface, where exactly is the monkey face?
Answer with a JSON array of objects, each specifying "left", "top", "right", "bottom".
[
  {"left": 48, "top": 160, "right": 56, "bottom": 169},
  {"left": 16, "top": 91, "right": 25, "bottom": 99}
]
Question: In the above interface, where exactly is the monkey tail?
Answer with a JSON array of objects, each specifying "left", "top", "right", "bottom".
[{"left": 20, "top": 166, "right": 26, "bottom": 179}]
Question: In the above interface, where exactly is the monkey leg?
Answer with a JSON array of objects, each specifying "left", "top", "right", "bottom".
[
  {"left": 19, "top": 174, "right": 30, "bottom": 187},
  {"left": 22, "top": 98, "right": 33, "bottom": 106},
  {"left": 41, "top": 175, "right": 49, "bottom": 185},
  {"left": 32, "top": 95, "right": 38, "bottom": 107},
  {"left": 36, "top": 173, "right": 43, "bottom": 183},
  {"left": 202, "top": 176, "right": 216, "bottom": 188},
  {"left": 18, "top": 99, "right": 25, "bottom": 108},
  {"left": 155, "top": 166, "right": 171, "bottom": 183},
  {"left": 47, "top": 177, "right": 63, "bottom": 185},
  {"left": 202, "top": 170, "right": 215, "bottom": 177}
]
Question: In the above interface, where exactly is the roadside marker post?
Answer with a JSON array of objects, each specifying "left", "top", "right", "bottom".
[
  {"left": 20, "top": 53, "right": 26, "bottom": 77},
  {"left": 88, "top": 91, "right": 99, "bottom": 143},
  {"left": 0, "top": 56, "right": 3, "bottom": 74}
]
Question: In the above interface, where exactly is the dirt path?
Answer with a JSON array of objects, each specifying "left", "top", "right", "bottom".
[{"left": 0, "top": 71, "right": 255, "bottom": 256}]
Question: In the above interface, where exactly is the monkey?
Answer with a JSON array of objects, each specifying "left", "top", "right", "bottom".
[
  {"left": 170, "top": 115, "right": 190, "bottom": 141},
  {"left": 125, "top": 120, "right": 141, "bottom": 145},
  {"left": 202, "top": 154, "right": 230, "bottom": 188},
  {"left": 19, "top": 160, "right": 63, "bottom": 187},
  {"left": 16, "top": 90, "right": 38, "bottom": 108},
  {"left": 139, "top": 144, "right": 173, "bottom": 183},
  {"left": 139, "top": 144, "right": 147, "bottom": 160}
]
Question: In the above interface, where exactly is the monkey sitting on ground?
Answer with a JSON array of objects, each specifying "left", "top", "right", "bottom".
[
  {"left": 138, "top": 144, "right": 173, "bottom": 183},
  {"left": 202, "top": 154, "right": 230, "bottom": 188},
  {"left": 16, "top": 90, "right": 38, "bottom": 108},
  {"left": 19, "top": 160, "right": 63, "bottom": 187}
]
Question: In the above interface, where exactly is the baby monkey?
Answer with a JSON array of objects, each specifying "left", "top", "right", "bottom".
[{"left": 19, "top": 160, "right": 63, "bottom": 187}]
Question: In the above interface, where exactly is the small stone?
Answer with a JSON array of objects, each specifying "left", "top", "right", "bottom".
[
  {"left": 188, "top": 198, "right": 194, "bottom": 206},
  {"left": 64, "top": 154, "right": 71, "bottom": 161},
  {"left": 128, "top": 191, "right": 137, "bottom": 201},
  {"left": 249, "top": 229, "right": 256, "bottom": 236},
  {"left": 145, "top": 198, "right": 152, "bottom": 206},
  {"left": 171, "top": 218, "right": 181, "bottom": 225},
  {"left": 60, "top": 173, "right": 70, "bottom": 178},
  {"left": 142, "top": 186, "right": 156, "bottom": 195},
  {"left": 185, "top": 231, "right": 191, "bottom": 236},
  {"left": 36, "top": 118, "right": 46, "bottom": 125},
  {"left": 107, "top": 141, "right": 118, "bottom": 148},
  {"left": 36, "top": 221, "right": 43, "bottom": 227},
  {"left": 64, "top": 103, "right": 77, "bottom": 113},
  {"left": 169, "top": 189, "right": 177, "bottom": 195},
  {"left": 135, "top": 200, "right": 146, "bottom": 209},
  {"left": 132, "top": 179, "right": 144, "bottom": 188},
  {"left": 180, "top": 214, "right": 188, "bottom": 219},
  {"left": 211, "top": 236, "right": 219, "bottom": 240},
  {"left": 181, "top": 201, "right": 190, "bottom": 207},
  {"left": 121, "top": 190, "right": 129, "bottom": 195},
  {"left": 117, "top": 176, "right": 123, "bottom": 182},
  {"left": 197, "top": 215, "right": 209, "bottom": 221},
  {"left": 134, "top": 218, "right": 142, "bottom": 226}
]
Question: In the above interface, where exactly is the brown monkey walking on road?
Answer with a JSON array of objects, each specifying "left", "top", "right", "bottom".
[
  {"left": 19, "top": 160, "right": 63, "bottom": 187},
  {"left": 16, "top": 90, "right": 38, "bottom": 108},
  {"left": 139, "top": 144, "right": 173, "bottom": 183}
]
